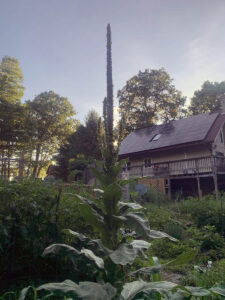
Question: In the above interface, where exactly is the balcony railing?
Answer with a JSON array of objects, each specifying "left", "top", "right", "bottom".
[{"left": 122, "top": 156, "right": 225, "bottom": 178}]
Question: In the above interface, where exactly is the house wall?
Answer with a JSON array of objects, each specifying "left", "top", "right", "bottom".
[
  {"left": 129, "top": 145, "right": 211, "bottom": 167},
  {"left": 212, "top": 123, "right": 225, "bottom": 155}
]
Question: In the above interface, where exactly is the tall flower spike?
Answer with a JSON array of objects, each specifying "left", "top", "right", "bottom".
[{"left": 106, "top": 24, "right": 114, "bottom": 156}]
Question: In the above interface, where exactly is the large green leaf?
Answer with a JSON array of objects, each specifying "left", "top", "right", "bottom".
[
  {"left": 123, "top": 212, "right": 177, "bottom": 241},
  {"left": 210, "top": 284, "right": 225, "bottom": 297},
  {"left": 130, "top": 239, "right": 151, "bottom": 255},
  {"left": 118, "top": 202, "right": 143, "bottom": 214},
  {"left": 109, "top": 243, "right": 137, "bottom": 265},
  {"left": 103, "top": 183, "right": 122, "bottom": 214},
  {"left": 74, "top": 194, "right": 104, "bottom": 217},
  {"left": 91, "top": 167, "right": 111, "bottom": 187},
  {"left": 43, "top": 244, "right": 104, "bottom": 269},
  {"left": 120, "top": 280, "right": 177, "bottom": 300},
  {"left": 109, "top": 240, "right": 150, "bottom": 266},
  {"left": 18, "top": 286, "right": 37, "bottom": 300},
  {"left": 43, "top": 243, "right": 80, "bottom": 257},
  {"left": 78, "top": 202, "right": 105, "bottom": 233},
  {"left": 37, "top": 280, "right": 116, "bottom": 300},
  {"left": 63, "top": 229, "right": 111, "bottom": 256},
  {"left": 148, "top": 229, "right": 177, "bottom": 242},
  {"left": 111, "top": 159, "right": 127, "bottom": 177},
  {"left": 123, "top": 212, "right": 151, "bottom": 238},
  {"left": 80, "top": 248, "right": 104, "bottom": 269},
  {"left": 166, "top": 249, "right": 197, "bottom": 267},
  {"left": 129, "top": 265, "right": 163, "bottom": 277},
  {"left": 130, "top": 250, "right": 197, "bottom": 277},
  {"left": 174, "top": 286, "right": 211, "bottom": 297}
]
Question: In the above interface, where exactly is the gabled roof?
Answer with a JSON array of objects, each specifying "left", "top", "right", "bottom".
[{"left": 119, "top": 112, "right": 225, "bottom": 158}]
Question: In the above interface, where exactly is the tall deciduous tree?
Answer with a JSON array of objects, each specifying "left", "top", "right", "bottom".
[
  {"left": 0, "top": 56, "right": 25, "bottom": 103},
  {"left": 56, "top": 110, "right": 103, "bottom": 181},
  {"left": 26, "top": 91, "right": 77, "bottom": 176},
  {"left": 118, "top": 68, "right": 186, "bottom": 134},
  {"left": 189, "top": 81, "right": 225, "bottom": 115},
  {"left": 0, "top": 56, "right": 25, "bottom": 174}
]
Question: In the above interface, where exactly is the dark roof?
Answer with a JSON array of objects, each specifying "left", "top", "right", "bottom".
[{"left": 119, "top": 113, "right": 225, "bottom": 158}]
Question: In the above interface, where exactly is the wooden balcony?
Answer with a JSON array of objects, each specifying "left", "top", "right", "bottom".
[{"left": 122, "top": 156, "right": 225, "bottom": 179}]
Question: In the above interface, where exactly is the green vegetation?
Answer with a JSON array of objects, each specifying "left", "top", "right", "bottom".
[
  {"left": 118, "top": 68, "right": 187, "bottom": 135},
  {"left": 189, "top": 81, "right": 225, "bottom": 115},
  {"left": 2, "top": 23, "right": 225, "bottom": 300}
]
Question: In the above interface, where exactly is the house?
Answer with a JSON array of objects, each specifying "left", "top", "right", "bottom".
[{"left": 118, "top": 112, "right": 225, "bottom": 198}]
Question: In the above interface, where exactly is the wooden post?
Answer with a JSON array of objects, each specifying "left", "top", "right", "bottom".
[
  {"left": 167, "top": 177, "right": 171, "bottom": 200},
  {"left": 196, "top": 176, "right": 201, "bottom": 199}
]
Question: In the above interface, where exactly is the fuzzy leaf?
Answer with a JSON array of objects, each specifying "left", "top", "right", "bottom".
[
  {"left": 18, "top": 286, "right": 36, "bottom": 300},
  {"left": 78, "top": 202, "right": 105, "bottom": 233},
  {"left": 37, "top": 280, "right": 116, "bottom": 300},
  {"left": 63, "top": 229, "right": 110, "bottom": 256},
  {"left": 119, "top": 202, "right": 143, "bottom": 214},
  {"left": 130, "top": 239, "right": 151, "bottom": 255},
  {"left": 103, "top": 183, "right": 122, "bottom": 214},
  {"left": 80, "top": 248, "right": 104, "bottom": 269},
  {"left": 109, "top": 240, "right": 150, "bottom": 266},
  {"left": 120, "top": 280, "right": 177, "bottom": 300},
  {"left": 175, "top": 286, "right": 211, "bottom": 297},
  {"left": 109, "top": 243, "right": 137, "bottom": 265},
  {"left": 43, "top": 244, "right": 104, "bottom": 269},
  {"left": 148, "top": 229, "right": 178, "bottom": 242},
  {"left": 129, "top": 265, "right": 163, "bottom": 277},
  {"left": 210, "top": 284, "right": 225, "bottom": 297},
  {"left": 166, "top": 250, "right": 197, "bottom": 267},
  {"left": 123, "top": 212, "right": 151, "bottom": 237}
]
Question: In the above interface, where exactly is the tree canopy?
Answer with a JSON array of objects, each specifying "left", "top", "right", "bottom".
[
  {"left": 118, "top": 68, "right": 186, "bottom": 133},
  {"left": 55, "top": 110, "right": 102, "bottom": 181},
  {"left": 189, "top": 81, "right": 225, "bottom": 115},
  {"left": 0, "top": 56, "right": 25, "bottom": 160},
  {"left": 0, "top": 56, "right": 24, "bottom": 103},
  {"left": 25, "top": 91, "right": 77, "bottom": 176}
]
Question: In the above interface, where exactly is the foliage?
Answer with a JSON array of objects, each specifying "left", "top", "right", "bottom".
[
  {"left": 118, "top": 68, "right": 186, "bottom": 135},
  {"left": 0, "top": 56, "right": 24, "bottom": 103},
  {"left": 56, "top": 110, "right": 102, "bottom": 181},
  {"left": 0, "top": 178, "right": 96, "bottom": 291},
  {"left": 189, "top": 81, "right": 225, "bottom": 115},
  {"left": 182, "top": 260, "right": 225, "bottom": 289},
  {"left": 180, "top": 195, "right": 225, "bottom": 235},
  {"left": 0, "top": 56, "right": 26, "bottom": 168},
  {"left": 25, "top": 91, "right": 77, "bottom": 177}
]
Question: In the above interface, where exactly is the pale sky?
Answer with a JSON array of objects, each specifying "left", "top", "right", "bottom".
[{"left": 1, "top": 0, "right": 225, "bottom": 121}]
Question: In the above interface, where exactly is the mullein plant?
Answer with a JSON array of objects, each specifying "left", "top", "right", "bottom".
[{"left": 17, "top": 24, "right": 225, "bottom": 300}]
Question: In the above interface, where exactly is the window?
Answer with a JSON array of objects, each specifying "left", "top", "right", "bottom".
[
  {"left": 144, "top": 158, "right": 152, "bottom": 168},
  {"left": 151, "top": 134, "right": 161, "bottom": 141},
  {"left": 122, "top": 161, "right": 131, "bottom": 172},
  {"left": 126, "top": 161, "right": 131, "bottom": 171}
]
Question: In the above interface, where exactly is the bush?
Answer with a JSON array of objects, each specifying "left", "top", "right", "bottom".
[
  {"left": 180, "top": 195, "right": 225, "bottom": 235},
  {"left": 0, "top": 178, "right": 92, "bottom": 291},
  {"left": 181, "top": 259, "right": 225, "bottom": 288},
  {"left": 143, "top": 186, "right": 167, "bottom": 206}
]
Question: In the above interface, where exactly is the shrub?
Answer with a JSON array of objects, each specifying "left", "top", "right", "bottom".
[{"left": 180, "top": 195, "right": 225, "bottom": 235}]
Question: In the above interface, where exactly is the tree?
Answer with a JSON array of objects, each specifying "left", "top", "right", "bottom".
[
  {"left": 118, "top": 68, "right": 186, "bottom": 134},
  {"left": 25, "top": 91, "right": 77, "bottom": 177},
  {"left": 55, "top": 110, "right": 103, "bottom": 181},
  {"left": 189, "top": 81, "right": 225, "bottom": 115},
  {"left": 0, "top": 56, "right": 25, "bottom": 172},
  {"left": 0, "top": 56, "right": 25, "bottom": 103}
]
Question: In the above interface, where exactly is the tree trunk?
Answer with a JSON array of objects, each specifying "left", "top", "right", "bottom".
[
  {"left": 18, "top": 150, "right": 25, "bottom": 177},
  {"left": 37, "top": 165, "right": 42, "bottom": 177},
  {"left": 33, "top": 145, "right": 41, "bottom": 177}
]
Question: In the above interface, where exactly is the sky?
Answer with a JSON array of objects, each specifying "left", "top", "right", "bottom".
[{"left": 1, "top": 0, "right": 225, "bottom": 122}]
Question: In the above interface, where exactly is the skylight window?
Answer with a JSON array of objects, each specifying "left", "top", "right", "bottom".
[{"left": 151, "top": 134, "right": 161, "bottom": 141}]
